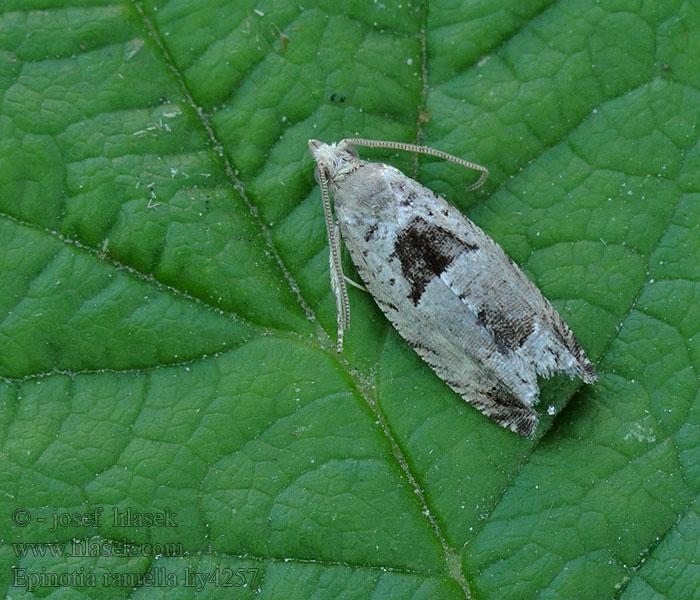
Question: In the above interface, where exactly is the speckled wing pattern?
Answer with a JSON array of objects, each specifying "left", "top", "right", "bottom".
[{"left": 309, "top": 140, "right": 597, "bottom": 437}]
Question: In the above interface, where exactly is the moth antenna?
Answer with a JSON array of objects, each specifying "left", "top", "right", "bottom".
[
  {"left": 318, "top": 165, "right": 350, "bottom": 352},
  {"left": 341, "top": 138, "right": 488, "bottom": 190},
  {"left": 344, "top": 275, "right": 366, "bottom": 292}
]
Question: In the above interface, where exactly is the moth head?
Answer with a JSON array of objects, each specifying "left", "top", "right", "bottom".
[{"left": 308, "top": 139, "right": 360, "bottom": 184}]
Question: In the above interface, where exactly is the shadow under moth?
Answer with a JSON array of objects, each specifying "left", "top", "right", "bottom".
[{"left": 308, "top": 138, "right": 597, "bottom": 437}]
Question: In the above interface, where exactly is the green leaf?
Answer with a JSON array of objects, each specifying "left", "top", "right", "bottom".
[{"left": 1, "top": 0, "right": 699, "bottom": 598}]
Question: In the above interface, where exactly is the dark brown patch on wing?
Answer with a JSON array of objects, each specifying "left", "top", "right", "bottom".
[
  {"left": 476, "top": 308, "right": 535, "bottom": 354},
  {"left": 364, "top": 223, "right": 378, "bottom": 241},
  {"left": 393, "top": 216, "right": 478, "bottom": 305},
  {"left": 548, "top": 313, "right": 598, "bottom": 382},
  {"left": 482, "top": 383, "right": 537, "bottom": 436}
]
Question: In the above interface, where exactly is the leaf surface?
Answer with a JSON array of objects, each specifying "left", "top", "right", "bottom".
[{"left": 1, "top": 1, "right": 699, "bottom": 598}]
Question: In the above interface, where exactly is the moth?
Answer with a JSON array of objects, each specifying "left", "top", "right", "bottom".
[{"left": 308, "top": 138, "right": 597, "bottom": 436}]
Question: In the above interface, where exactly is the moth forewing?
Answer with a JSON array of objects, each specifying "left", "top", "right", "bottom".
[{"left": 308, "top": 138, "right": 596, "bottom": 437}]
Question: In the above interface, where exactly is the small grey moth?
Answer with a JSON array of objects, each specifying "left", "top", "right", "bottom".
[{"left": 308, "top": 138, "right": 597, "bottom": 437}]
